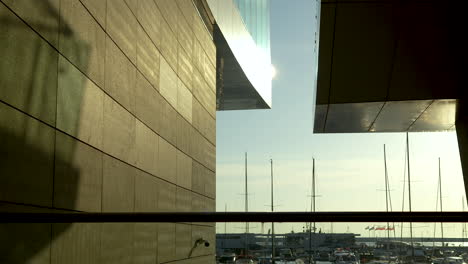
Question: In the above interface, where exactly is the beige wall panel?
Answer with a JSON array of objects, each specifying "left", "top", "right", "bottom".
[
  {"left": 157, "top": 179, "right": 176, "bottom": 212},
  {"left": 204, "top": 58, "right": 216, "bottom": 93},
  {"left": 192, "top": 193, "right": 204, "bottom": 213},
  {"left": 178, "top": 78, "right": 193, "bottom": 123},
  {"left": 80, "top": 0, "right": 107, "bottom": 28},
  {"left": 199, "top": 108, "right": 209, "bottom": 139},
  {"left": 158, "top": 222, "right": 176, "bottom": 263},
  {"left": 205, "top": 37, "right": 216, "bottom": 69},
  {"left": 203, "top": 138, "right": 216, "bottom": 172},
  {"left": 160, "top": 56, "right": 178, "bottom": 109},
  {"left": 176, "top": 0, "right": 195, "bottom": 27},
  {"left": 192, "top": 256, "right": 216, "bottom": 264},
  {"left": 123, "top": 0, "right": 138, "bottom": 15},
  {"left": 154, "top": 0, "right": 180, "bottom": 37},
  {"left": 206, "top": 197, "right": 215, "bottom": 212},
  {"left": 207, "top": 115, "right": 216, "bottom": 145},
  {"left": 176, "top": 187, "right": 192, "bottom": 212},
  {"left": 51, "top": 223, "right": 101, "bottom": 264},
  {"left": 192, "top": 39, "right": 204, "bottom": 75},
  {"left": 0, "top": 104, "right": 55, "bottom": 207},
  {"left": 178, "top": 12, "right": 193, "bottom": 62},
  {"left": 2, "top": 0, "right": 59, "bottom": 46},
  {"left": 176, "top": 223, "right": 192, "bottom": 259},
  {"left": 190, "top": 130, "right": 201, "bottom": 167},
  {"left": 106, "top": 0, "right": 137, "bottom": 63},
  {"left": 0, "top": 223, "right": 51, "bottom": 264},
  {"left": 176, "top": 114, "right": 192, "bottom": 156},
  {"left": 59, "top": 0, "right": 105, "bottom": 87},
  {"left": 136, "top": 0, "right": 162, "bottom": 50},
  {"left": 158, "top": 137, "right": 177, "bottom": 183},
  {"left": 192, "top": 68, "right": 204, "bottom": 98},
  {"left": 54, "top": 132, "right": 103, "bottom": 212},
  {"left": 103, "top": 95, "right": 137, "bottom": 165},
  {"left": 102, "top": 155, "right": 136, "bottom": 212},
  {"left": 104, "top": 37, "right": 136, "bottom": 114},
  {"left": 101, "top": 223, "right": 134, "bottom": 264},
  {"left": 57, "top": 55, "right": 104, "bottom": 149},
  {"left": 193, "top": 69, "right": 215, "bottom": 117},
  {"left": 178, "top": 46, "right": 194, "bottom": 92},
  {"left": 173, "top": 259, "right": 191, "bottom": 264},
  {"left": 160, "top": 97, "right": 178, "bottom": 145},
  {"left": 191, "top": 161, "right": 204, "bottom": 195},
  {"left": 0, "top": 202, "right": 62, "bottom": 213},
  {"left": 176, "top": 149, "right": 192, "bottom": 189},
  {"left": 133, "top": 223, "right": 158, "bottom": 264},
  {"left": 205, "top": 169, "right": 216, "bottom": 199},
  {"left": 136, "top": 25, "right": 160, "bottom": 90},
  {"left": 160, "top": 19, "right": 178, "bottom": 71},
  {"left": 0, "top": 6, "right": 58, "bottom": 126},
  {"left": 192, "top": 13, "right": 206, "bottom": 51},
  {"left": 191, "top": 94, "right": 203, "bottom": 132},
  {"left": 135, "top": 120, "right": 158, "bottom": 175},
  {"left": 135, "top": 171, "right": 159, "bottom": 212},
  {"left": 135, "top": 71, "right": 162, "bottom": 134}
]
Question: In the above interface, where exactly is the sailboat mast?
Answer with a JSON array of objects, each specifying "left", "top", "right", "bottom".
[
  {"left": 245, "top": 152, "right": 249, "bottom": 254},
  {"left": 439, "top": 158, "right": 444, "bottom": 247},
  {"left": 225, "top": 204, "right": 227, "bottom": 234},
  {"left": 463, "top": 197, "right": 466, "bottom": 245},
  {"left": 432, "top": 161, "right": 441, "bottom": 256},
  {"left": 406, "top": 132, "right": 415, "bottom": 259},
  {"left": 271, "top": 159, "right": 275, "bottom": 264},
  {"left": 384, "top": 144, "right": 390, "bottom": 241},
  {"left": 313, "top": 158, "right": 316, "bottom": 264},
  {"left": 400, "top": 143, "right": 407, "bottom": 256},
  {"left": 309, "top": 158, "right": 313, "bottom": 263}
]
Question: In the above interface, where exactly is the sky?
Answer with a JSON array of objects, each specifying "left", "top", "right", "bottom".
[{"left": 215, "top": 0, "right": 466, "bottom": 239}]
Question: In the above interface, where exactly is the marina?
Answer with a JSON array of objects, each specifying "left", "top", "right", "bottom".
[{"left": 216, "top": 232, "right": 468, "bottom": 264}]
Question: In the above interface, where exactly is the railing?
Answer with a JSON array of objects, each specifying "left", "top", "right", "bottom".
[{"left": 1, "top": 211, "right": 467, "bottom": 223}]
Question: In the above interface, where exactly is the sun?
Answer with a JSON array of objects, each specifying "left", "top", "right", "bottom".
[{"left": 271, "top": 65, "right": 277, "bottom": 79}]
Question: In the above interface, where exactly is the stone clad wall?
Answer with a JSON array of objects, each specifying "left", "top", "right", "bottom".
[{"left": 0, "top": 0, "right": 216, "bottom": 263}]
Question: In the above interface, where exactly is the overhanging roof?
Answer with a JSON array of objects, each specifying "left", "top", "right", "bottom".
[{"left": 314, "top": 0, "right": 464, "bottom": 133}]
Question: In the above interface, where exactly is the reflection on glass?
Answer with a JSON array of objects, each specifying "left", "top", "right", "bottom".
[{"left": 216, "top": 222, "right": 468, "bottom": 264}]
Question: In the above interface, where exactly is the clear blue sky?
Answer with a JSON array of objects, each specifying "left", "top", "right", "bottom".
[{"left": 215, "top": 0, "right": 465, "bottom": 238}]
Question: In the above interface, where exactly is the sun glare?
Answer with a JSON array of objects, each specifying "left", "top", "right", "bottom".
[{"left": 271, "top": 64, "right": 277, "bottom": 79}]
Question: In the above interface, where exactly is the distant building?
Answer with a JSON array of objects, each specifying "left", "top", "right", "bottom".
[{"left": 216, "top": 232, "right": 359, "bottom": 256}]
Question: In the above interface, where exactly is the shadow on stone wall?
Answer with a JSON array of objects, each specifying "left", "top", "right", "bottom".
[{"left": 0, "top": 0, "right": 90, "bottom": 262}]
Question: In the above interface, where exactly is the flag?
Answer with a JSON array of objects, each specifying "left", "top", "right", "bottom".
[
  {"left": 369, "top": 226, "right": 375, "bottom": 230},
  {"left": 376, "top": 226, "right": 386, "bottom": 230},
  {"left": 365, "top": 226, "right": 370, "bottom": 230}
]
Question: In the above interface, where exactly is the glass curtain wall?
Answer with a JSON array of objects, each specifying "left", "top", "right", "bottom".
[{"left": 234, "top": 0, "right": 271, "bottom": 70}]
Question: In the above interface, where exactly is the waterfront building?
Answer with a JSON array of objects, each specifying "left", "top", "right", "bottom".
[{"left": 0, "top": 0, "right": 271, "bottom": 263}]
